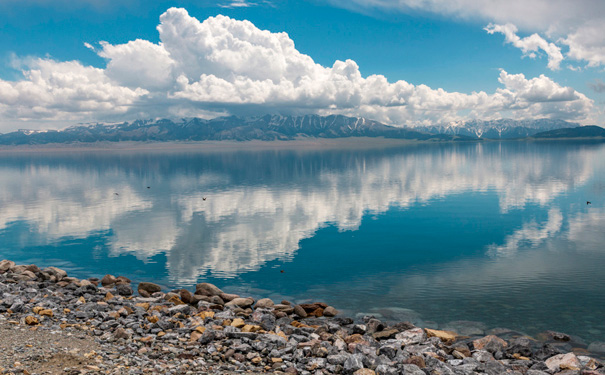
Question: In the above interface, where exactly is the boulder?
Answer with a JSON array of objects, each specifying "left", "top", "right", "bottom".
[
  {"left": 425, "top": 328, "right": 457, "bottom": 344},
  {"left": 225, "top": 297, "right": 254, "bottom": 308},
  {"left": 100, "top": 274, "right": 116, "bottom": 287},
  {"left": 255, "top": 298, "right": 274, "bottom": 309},
  {"left": 195, "top": 282, "right": 223, "bottom": 296},
  {"left": 0, "top": 260, "right": 15, "bottom": 273},
  {"left": 545, "top": 353, "right": 581, "bottom": 372},
  {"left": 138, "top": 282, "right": 162, "bottom": 296},
  {"left": 43, "top": 266, "right": 67, "bottom": 281},
  {"left": 472, "top": 335, "right": 508, "bottom": 353},
  {"left": 323, "top": 306, "right": 338, "bottom": 317},
  {"left": 293, "top": 305, "right": 307, "bottom": 318}
]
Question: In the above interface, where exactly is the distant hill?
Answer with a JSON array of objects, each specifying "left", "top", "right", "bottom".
[
  {"left": 0, "top": 115, "right": 467, "bottom": 145},
  {"left": 532, "top": 125, "right": 605, "bottom": 139},
  {"left": 418, "top": 119, "right": 580, "bottom": 139}
]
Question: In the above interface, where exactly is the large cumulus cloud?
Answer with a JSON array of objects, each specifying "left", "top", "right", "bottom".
[{"left": 0, "top": 8, "right": 595, "bottom": 131}]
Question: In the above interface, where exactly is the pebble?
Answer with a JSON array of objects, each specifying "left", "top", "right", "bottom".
[{"left": 0, "top": 258, "right": 604, "bottom": 375}]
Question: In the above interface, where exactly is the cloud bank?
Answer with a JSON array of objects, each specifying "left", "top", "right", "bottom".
[{"left": 0, "top": 8, "right": 595, "bottom": 131}]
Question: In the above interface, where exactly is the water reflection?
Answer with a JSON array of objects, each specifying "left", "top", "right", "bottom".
[{"left": 0, "top": 142, "right": 602, "bottom": 284}]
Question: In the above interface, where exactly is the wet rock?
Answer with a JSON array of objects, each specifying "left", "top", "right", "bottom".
[
  {"left": 588, "top": 342, "right": 605, "bottom": 355},
  {"left": 442, "top": 320, "right": 486, "bottom": 336},
  {"left": 538, "top": 330, "right": 571, "bottom": 342}
]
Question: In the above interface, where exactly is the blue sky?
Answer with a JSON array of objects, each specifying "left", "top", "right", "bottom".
[{"left": 0, "top": 0, "right": 603, "bottom": 132}]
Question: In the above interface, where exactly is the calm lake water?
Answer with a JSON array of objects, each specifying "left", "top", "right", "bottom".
[{"left": 1, "top": 140, "right": 605, "bottom": 343}]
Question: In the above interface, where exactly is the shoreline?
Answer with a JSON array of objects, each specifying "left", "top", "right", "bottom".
[
  {"left": 0, "top": 138, "right": 428, "bottom": 154},
  {"left": 1, "top": 259, "right": 604, "bottom": 374}
]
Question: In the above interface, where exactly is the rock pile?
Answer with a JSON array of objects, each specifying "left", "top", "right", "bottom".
[{"left": 1, "top": 259, "right": 604, "bottom": 375}]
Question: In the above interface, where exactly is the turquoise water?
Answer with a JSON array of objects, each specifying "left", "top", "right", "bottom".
[{"left": 1, "top": 141, "right": 605, "bottom": 342}]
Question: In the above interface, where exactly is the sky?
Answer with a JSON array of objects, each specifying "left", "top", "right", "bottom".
[{"left": 0, "top": 0, "right": 604, "bottom": 132}]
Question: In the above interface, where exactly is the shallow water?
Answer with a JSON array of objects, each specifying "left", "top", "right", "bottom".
[{"left": 1, "top": 141, "right": 605, "bottom": 343}]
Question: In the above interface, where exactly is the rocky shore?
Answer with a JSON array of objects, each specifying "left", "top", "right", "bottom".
[{"left": 1, "top": 259, "right": 604, "bottom": 375}]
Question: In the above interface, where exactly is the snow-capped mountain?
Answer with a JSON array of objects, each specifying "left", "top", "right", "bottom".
[
  {"left": 418, "top": 119, "right": 581, "bottom": 139},
  {"left": 0, "top": 115, "right": 460, "bottom": 145}
]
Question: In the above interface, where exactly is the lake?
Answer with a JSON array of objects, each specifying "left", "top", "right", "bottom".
[{"left": 1, "top": 140, "right": 604, "bottom": 343}]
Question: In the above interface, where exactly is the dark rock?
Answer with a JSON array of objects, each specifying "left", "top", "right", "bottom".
[
  {"left": 115, "top": 283, "right": 133, "bottom": 296},
  {"left": 344, "top": 353, "right": 364, "bottom": 373},
  {"left": 373, "top": 329, "right": 399, "bottom": 340},
  {"left": 472, "top": 335, "right": 508, "bottom": 353},
  {"left": 507, "top": 337, "right": 535, "bottom": 357}
]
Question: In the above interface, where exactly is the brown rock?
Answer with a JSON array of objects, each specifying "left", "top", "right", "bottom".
[
  {"left": 323, "top": 306, "right": 338, "bottom": 317},
  {"left": 138, "top": 282, "right": 162, "bottom": 295},
  {"left": 24, "top": 316, "right": 39, "bottom": 325},
  {"left": 299, "top": 303, "right": 328, "bottom": 313},
  {"left": 255, "top": 298, "right": 275, "bottom": 309},
  {"left": 0, "top": 260, "right": 15, "bottom": 273},
  {"left": 372, "top": 328, "right": 399, "bottom": 340},
  {"left": 231, "top": 318, "right": 246, "bottom": 328},
  {"left": 179, "top": 289, "right": 194, "bottom": 304},
  {"left": 195, "top": 282, "right": 223, "bottom": 296},
  {"left": 220, "top": 293, "right": 239, "bottom": 302},
  {"left": 293, "top": 305, "right": 307, "bottom": 318},
  {"left": 115, "top": 276, "right": 131, "bottom": 284},
  {"left": 406, "top": 356, "right": 426, "bottom": 369},
  {"left": 345, "top": 334, "right": 365, "bottom": 344},
  {"left": 225, "top": 297, "right": 254, "bottom": 308},
  {"left": 43, "top": 266, "right": 67, "bottom": 281},
  {"left": 472, "top": 335, "right": 508, "bottom": 353},
  {"left": 309, "top": 307, "right": 324, "bottom": 317},
  {"left": 353, "top": 370, "right": 375, "bottom": 375},
  {"left": 167, "top": 295, "right": 185, "bottom": 305},
  {"left": 113, "top": 327, "right": 131, "bottom": 340},
  {"left": 425, "top": 328, "right": 457, "bottom": 344}
]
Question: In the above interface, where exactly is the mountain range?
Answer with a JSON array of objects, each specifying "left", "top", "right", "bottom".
[{"left": 0, "top": 115, "right": 600, "bottom": 145}]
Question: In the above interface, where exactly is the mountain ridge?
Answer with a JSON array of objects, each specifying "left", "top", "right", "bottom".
[{"left": 0, "top": 115, "right": 598, "bottom": 145}]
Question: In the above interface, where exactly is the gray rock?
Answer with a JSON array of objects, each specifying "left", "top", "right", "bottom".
[
  {"left": 43, "top": 266, "right": 67, "bottom": 281},
  {"left": 115, "top": 283, "right": 133, "bottom": 296},
  {"left": 343, "top": 353, "right": 364, "bottom": 374},
  {"left": 400, "top": 364, "right": 425, "bottom": 375}
]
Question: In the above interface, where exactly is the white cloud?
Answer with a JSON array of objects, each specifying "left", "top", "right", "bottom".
[
  {"left": 0, "top": 8, "right": 596, "bottom": 131},
  {"left": 329, "top": 0, "right": 605, "bottom": 69},
  {"left": 485, "top": 23, "right": 563, "bottom": 70}
]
